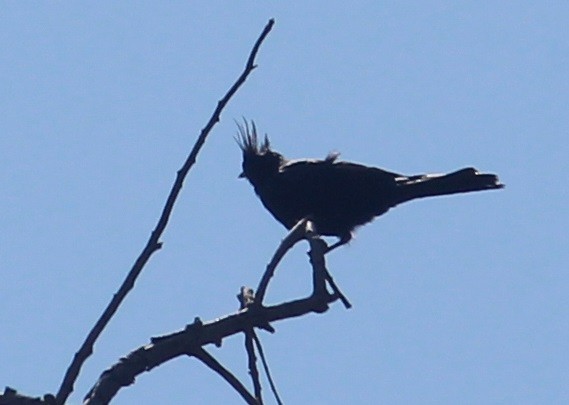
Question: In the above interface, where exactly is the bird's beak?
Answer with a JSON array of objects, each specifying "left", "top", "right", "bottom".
[{"left": 238, "top": 172, "right": 246, "bottom": 179}]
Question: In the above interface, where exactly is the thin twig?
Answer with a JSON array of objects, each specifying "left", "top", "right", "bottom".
[
  {"left": 251, "top": 331, "right": 283, "bottom": 405},
  {"left": 245, "top": 331, "right": 263, "bottom": 403},
  {"left": 55, "top": 19, "right": 275, "bottom": 405},
  {"left": 256, "top": 218, "right": 309, "bottom": 305},
  {"left": 193, "top": 348, "right": 258, "bottom": 405},
  {"left": 324, "top": 270, "right": 352, "bottom": 309}
]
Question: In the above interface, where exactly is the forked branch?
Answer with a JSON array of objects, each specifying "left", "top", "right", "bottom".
[
  {"left": 54, "top": 18, "right": 275, "bottom": 405},
  {"left": 84, "top": 224, "right": 343, "bottom": 404}
]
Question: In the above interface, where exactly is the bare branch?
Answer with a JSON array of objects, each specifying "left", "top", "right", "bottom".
[
  {"left": 255, "top": 218, "right": 310, "bottom": 305},
  {"left": 83, "top": 220, "right": 349, "bottom": 403},
  {"left": 84, "top": 290, "right": 339, "bottom": 403},
  {"left": 55, "top": 19, "right": 275, "bottom": 405},
  {"left": 256, "top": 218, "right": 352, "bottom": 309},
  {"left": 245, "top": 331, "right": 263, "bottom": 403},
  {"left": 324, "top": 270, "right": 352, "bottom": 309},
  {"left": 251, "top": 331, "right": 283, "bottom": 405},
  {"left": 0, "top": 388, "right": 55, "bottom": 405},
  {"left": 192, "top": 348, "right": 258, "bottom": 405}
]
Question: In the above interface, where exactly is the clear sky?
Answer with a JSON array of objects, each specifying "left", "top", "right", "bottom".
[{"left": 1, "top": 2, "right": 567, "bottom": 404}]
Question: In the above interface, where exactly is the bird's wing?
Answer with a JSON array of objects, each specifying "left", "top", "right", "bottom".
[
  {"left": 276, "top": 159, "right": 404, "bottom": 232},
  {"left": 279, "top": 159, "right": 403, "bottom": 204},
  {"left": 281, "top": 159, "right": 402, "bottom": 178},
  {"left": 328, "top": 161, "right": 403, "bottom": 179}
]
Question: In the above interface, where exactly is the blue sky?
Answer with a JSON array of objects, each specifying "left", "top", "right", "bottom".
[{"left": 1, "top": 2, "right": 567, "bottom": 404}]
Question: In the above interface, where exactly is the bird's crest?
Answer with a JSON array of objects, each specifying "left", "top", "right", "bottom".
[{"left": 235, "top": 119, "right": 271, "bottom": 155}]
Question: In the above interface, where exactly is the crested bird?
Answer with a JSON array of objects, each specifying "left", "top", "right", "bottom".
[{"left": 237, "top": 120, "right": 503, "bottom": 251}]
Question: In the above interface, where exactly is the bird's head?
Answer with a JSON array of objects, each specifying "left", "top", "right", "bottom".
[{"left": 236, "top": 120, "right": 284, "bottom": 185}]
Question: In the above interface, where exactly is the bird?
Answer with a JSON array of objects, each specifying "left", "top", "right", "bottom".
[{"left": 237, "top": 120, "right": 504, "bottom": 251}]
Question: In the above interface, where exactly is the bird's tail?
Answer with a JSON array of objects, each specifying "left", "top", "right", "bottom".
[{"left": 395, "top": 167, "right": 504, "bottom": 204}]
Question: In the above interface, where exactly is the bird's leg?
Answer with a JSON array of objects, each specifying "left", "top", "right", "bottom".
[{"left": 325, "top": 232, "right": 352, "bottom": 253}]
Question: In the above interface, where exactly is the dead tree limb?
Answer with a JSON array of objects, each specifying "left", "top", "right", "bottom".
[
  {"left": 255, "top": 218, "right": 309, "bottom": 305},
  {"left": 84, "top": 223, "right": 344, "bottom": 404},
  {"left": 244, "top": 331, "right": 262, "bottom": 403},
  {"left": 193, "top": 348, "right": 258, "bottom": 405},
  {"left": 251, "top": 330, "right": 283, "bottom": 405},
  {"left": 83, "top": 283, "right": 340, "bottom": 403}
]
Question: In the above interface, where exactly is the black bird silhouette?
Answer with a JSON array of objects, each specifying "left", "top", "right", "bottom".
[{"left": 237, "top": 121, "right": 503, "bottom": 251}]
